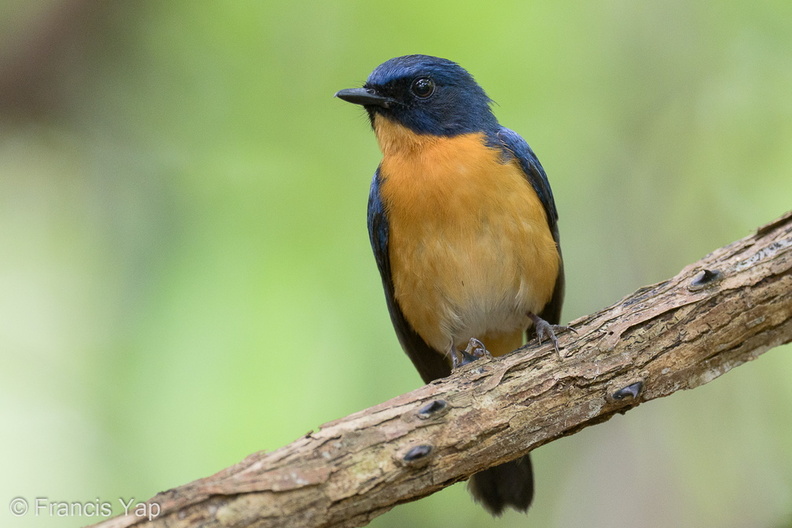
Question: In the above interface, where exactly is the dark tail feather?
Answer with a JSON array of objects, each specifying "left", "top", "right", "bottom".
[{"left": 468, "top": 454, "right": 534, "bottom": 516}]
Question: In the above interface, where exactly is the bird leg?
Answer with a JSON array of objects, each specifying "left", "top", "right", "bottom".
[
  {"left": 527, "top": 312, "right": 574, "bottom": 358},
  {"left": 450, "top": 338, "right": 492, "bottom": 369}
]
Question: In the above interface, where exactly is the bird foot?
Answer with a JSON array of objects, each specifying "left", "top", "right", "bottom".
[
  {"left": 528, "top": 313, "right": 574, "bottom": 358},
  {"left": 450, "top": 338, "right": 492, "bottom": 369}
]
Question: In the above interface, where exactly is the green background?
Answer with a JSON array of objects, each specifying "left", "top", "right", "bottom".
[{"left": 1, "top": 1, "right": 791, "bottom": 527}]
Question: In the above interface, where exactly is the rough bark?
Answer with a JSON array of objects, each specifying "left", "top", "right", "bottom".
[{"left": 89, "top": 211, "right": 792, "bottom": 528}]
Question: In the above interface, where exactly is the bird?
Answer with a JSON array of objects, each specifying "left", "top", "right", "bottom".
[{"left": 335, "top": 54, "right": 565, "bottom": 516}]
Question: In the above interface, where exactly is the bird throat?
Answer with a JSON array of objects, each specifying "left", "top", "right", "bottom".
[{"left": 372, "top": 115, "right": 442, "bottom": 156}]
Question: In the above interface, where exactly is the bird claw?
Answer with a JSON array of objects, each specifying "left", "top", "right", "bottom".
[
  {"left": 450, "top": 338, "right": 492, "bottom": 369},
  {"left": 529, "top": 313, "right": 574, "bottom": 358}
]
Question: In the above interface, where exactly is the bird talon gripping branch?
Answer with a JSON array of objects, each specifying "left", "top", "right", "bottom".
[
  {"left": 529, "top": 312, "right": 574, "bottom": 357},
  {"left": 450, "top": 337, "right": 493, "bottom": 369}
]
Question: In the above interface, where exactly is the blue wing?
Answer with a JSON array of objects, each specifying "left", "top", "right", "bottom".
[
  {"left": 368, "top": 168, "right": 452, "bottom": 382},
  {"left": 496, "top": 127, "right": 558, "bottom": 228},
  {"left": 495, "top": 127, "right": 565, "bottom": 325},
  {"left": 366, "top": 169, "right": 391, "bottom": 283}
]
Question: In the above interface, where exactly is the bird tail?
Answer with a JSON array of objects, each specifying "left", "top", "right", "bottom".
[{"left": 468, "top": 454, "right": 534, "bottom": 516}]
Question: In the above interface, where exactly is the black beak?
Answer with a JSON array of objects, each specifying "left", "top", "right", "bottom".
[{"left": 335, "top": 88, "right": 394, "bottom": 109}]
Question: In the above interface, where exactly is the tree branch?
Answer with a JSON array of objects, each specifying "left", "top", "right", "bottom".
[{"left": 89, "top": 212, "right": 792, "bottom": 528}]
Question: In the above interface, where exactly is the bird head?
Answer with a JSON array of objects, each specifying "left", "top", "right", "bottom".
[{"left": 336, "top": 55, "right": 498, "bottom": 138}]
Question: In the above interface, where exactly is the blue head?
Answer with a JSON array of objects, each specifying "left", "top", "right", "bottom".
[{"left": 336, "top": 55, "right": 499, "bottom": 137}]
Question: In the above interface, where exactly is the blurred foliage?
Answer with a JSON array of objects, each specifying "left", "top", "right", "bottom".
[{"left": 1, "top": 1, "right": 790, "bottom": 527}]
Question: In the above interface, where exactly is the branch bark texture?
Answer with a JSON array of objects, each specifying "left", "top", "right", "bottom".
[{"left": 90, "top": 212, "right": 792, "bottom": 528}]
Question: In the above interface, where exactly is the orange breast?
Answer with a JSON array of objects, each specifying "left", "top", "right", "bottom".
[{"left": 375, "top": 117, "right": 560, "bottom": 357}]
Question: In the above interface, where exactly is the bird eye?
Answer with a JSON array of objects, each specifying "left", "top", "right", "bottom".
[{"left": 411, "top": 77, "right": 435, "bottom": 98}]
